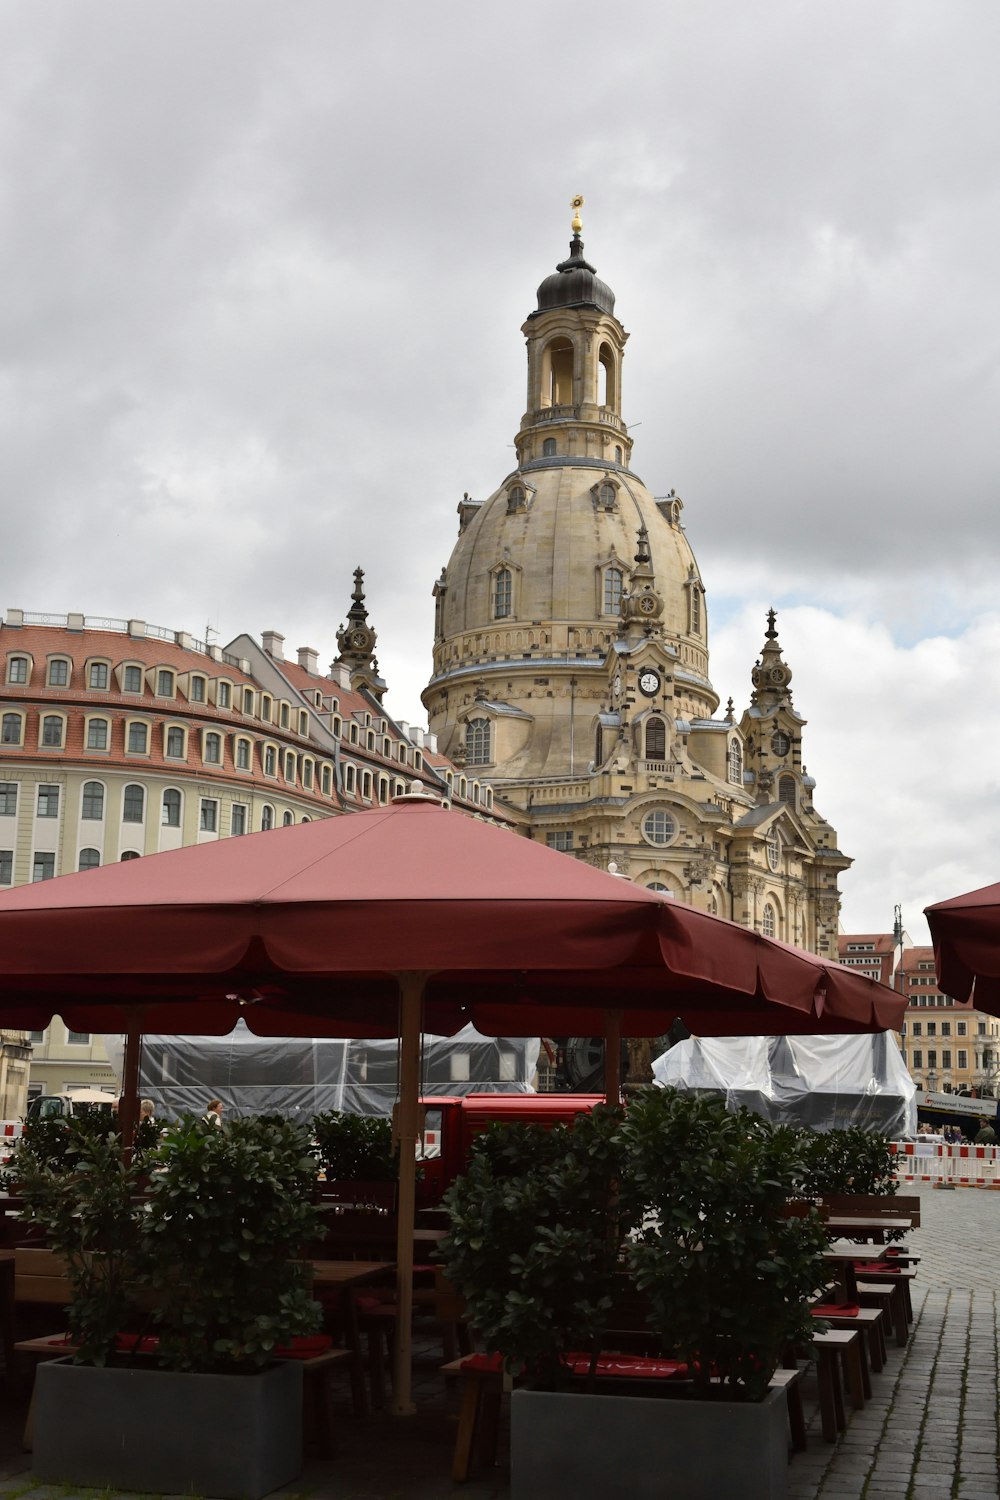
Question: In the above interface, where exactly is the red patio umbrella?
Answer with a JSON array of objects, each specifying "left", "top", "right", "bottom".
[
  {"left": 0, "top": 791, "right": 905, "bottom": 1411},
  {"left": 926, "top": 881, "right": 1000, "bottom": 1011}
]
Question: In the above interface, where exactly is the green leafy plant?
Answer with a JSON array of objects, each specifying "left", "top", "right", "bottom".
[
  {"left": 798, "top": 1126, "right": 898, "bottom": 1199},
  {"left": 439, "top": 1108, "right": 631, "bottom": 1386},
  {"left": 143, "top": 1115, "right": 324, "bottom": 1371},
  {"left": 15, "top": 1126, "right": 148, "bottom": 1365},
  {"left": 311, "top": 1110, "right": 398, "bottom": 1183},
  {"left": 619, "top": 1089, "right": 830, "bottom": 1401}
]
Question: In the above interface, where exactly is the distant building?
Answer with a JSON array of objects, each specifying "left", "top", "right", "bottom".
[
  {"left": 0, "top": 580, "right": 502, "bottom": 1110},
  {"left": 839, "top": 933, "right": 1000, "bottom": 1097}
]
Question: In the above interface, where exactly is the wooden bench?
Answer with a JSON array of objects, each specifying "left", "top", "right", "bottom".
[{"left": 13, "top": 1248, "right": 71, "bottom": 1309}]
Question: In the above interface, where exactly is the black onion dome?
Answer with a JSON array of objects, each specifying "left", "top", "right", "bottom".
[{"left": 533, "top": 236, "right": 616, "bottom": 317}]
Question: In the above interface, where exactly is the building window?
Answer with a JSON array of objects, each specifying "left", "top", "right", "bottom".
[
  {"left": 81, "top": 782, "right": 104, "bottom": 820},
  {"left": 280, "top": 703, "right": 290, "bottom": 729},
  {"left": 123, "top": 665, "right": 143, "bottom": 692},
  {"left": 361, "top": 771, "right": 372, "bottom": 800},
  {"left": 127, "top": 722, "right": 149, "bottom": 754},
  {"left": 942, "top": 1050, "right": 952, "bottom": 1069},
  {"left": 466, "top": 717, "right": 492, "bottom": 766},
  {"left": 65, "top": 1028, "right": 91, "bottom": 1043},
  {"left": 1, "top": 713, "right": 23, "bottom": 745},
  {"left": 766, "top": 829, "right": 780, "bottom": 872},
  {"left": 690, "top": 588, "right": 701, "bottom": 635},
  {"left": 165, "top": 726, "right": 184, "bottom": 758},
  {"left": 0, "top": 849, "right": 12, "bottom": 884},
  {"left": 345, "top": 765, "right": 356, "bottom": 794},
  {"left": 218, "top": 682, "right": 231, "bottom": 708},
  {"left": 161, "top": 789, "right": 181, "bottom": 828},
  {"left": 603, "top": 567, "right": 623, "bottom": 614},
  {"left": 261, "top": 805, "right": 274, "bottom": 831},
  {"left": 121, "top": 850, "right": 141, "bottom": 861},
  {"left": 123, "top": 784, "right": 144, "bottom": 823},
  {"left": 282, "top": 810, "right": 294, "bottom": 826},
  {"left": 778, "top": 774, "right": 796, "bottom": 808},
  {"left": 642, "top": 809, "right": 676, "bottom": 846},
  {"left": 190, "top": 676, "right": 206, "bottom": 703},
  {"left": 41, "top": 715, "right": 64, "bottom": 747},
  {"left": 302, "top": 760, "right": 314, "bottom": 789},
  {"left": 32, "top": 852, "right": 55, "bottom": 882},
  {"left": 546, "top": 831, "right": 573, "bottom": 851},
  {"left": 86, "top": 718, "right": 109, "bottom": 751},
  {"left": 8, "top": 656, "right": 29, "bottom": 684},
  {"left": 493, "top": 568, "right": 512, "bottom": 620},
  {"left": 542, "top": 437, "right": 557, "bottom": 457},
  {"left": 728, "top": 738, "right": 743, "bottom": 786},
  {"left": 204, "top": 732, "right": 222, "bottom": 764},
  {"left": 200, "top": 799, "right": 218, "bottom": 832},
  {"left": 235, "top": 738, "right": 250, "bottom": 770},
  {"left": 958, "top": 1021, "right": 967, "bottom": 1037},
  {"left": 0, "top": 783, "right": 17, "bottom": 816},
  {"left": 48, "top": 659, "right": 70, "bottom": 687},
  {"left": 597, "top": 481, "right": 616, "bottom": 510},
  {"left": 230, "top": 804, "right": 247, "bottom": 836},
  {"left": 911, "top": 1022, "right": 922, "bottom": 1037},
  {"left": 261, "top": 695, "right": 272, "bottom": 721},
  {"left": 37, "top": 784, "right": 60, "bottom": 818},
  {"left": 912, "top": 1049, "right": 922, "bottom": 1070},
  {"left": 156, "top": 670, "right": 174, "bottom": 697},
  {"left": 264, "top": 746, "right": 277, "bottom": 777},
  {"left": 284, "top": 752, "right": 296, "bottom": 782},
  {"left": 644, "top": 718, "right": 666, "bottom": 762},
  {"left": 321, "top": 764, "right": 332, "bottom": 795},
  {"left": 78, "top": 848, "right": 100, "bottom": 871},
  {"left": 942, "top": 1021, "right": 951, "bottom": 1037},
  {"left": 762, "top": 902, "right": 777, "bottom": 938},
  {"left": 958, "top": 1050, "right": 968, "bottom": 1070},
  {"left": 243, "top": 688, "right": 254, "bottom": 714},
  {"left": 89, "top": 662, "right": 109, "bottom": 689}
]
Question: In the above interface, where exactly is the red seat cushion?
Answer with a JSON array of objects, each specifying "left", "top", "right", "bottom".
[
  {"left": 562, "top": 1352, "right": 689, "bottom": 1380},
  {"left": 812, "top": 1304, "right": 860, "bottom": 1318},
  {"left": 853, "top": 1261, "right": 898, "bottom": 1274},
  {"left": 460, "top": 1352, "right": 505, "bottom": 1373},
  {"left": 274, "top": 1334, "right": 333, "bottom": 1358},
  {"left": 115, "top": 1333, "right": 160, "bottom": 1354}
]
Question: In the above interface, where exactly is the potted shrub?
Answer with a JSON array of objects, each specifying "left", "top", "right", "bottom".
[
  {"left": 440, "top": 1089, "right": 829, "bottom": 1500},
  {"left": 312, "top": 1108, "right": 399, "bottom": 1208},
  {"left": 800, "top": 1125, "right": 899, "bottom": 1197},
  {"left": 23, "top": 1114, "right": 324, "bottom": 1500}
]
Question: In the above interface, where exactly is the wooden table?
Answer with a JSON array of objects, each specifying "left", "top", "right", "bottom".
[
  {"left": 822, "top": 1241, "right": 886, "bottom": 1302},
  {"left": 309, "top": 1259, "right": 395, "bottom": 1416},
  {"left": 825, "top": 1215, "right": 914, "bottom": 1240}
]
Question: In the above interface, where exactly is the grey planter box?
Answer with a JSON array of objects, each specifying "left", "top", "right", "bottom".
[
  {"left": 33, "top": 1356, "right": 303, "bottom": 1500},
  {"left": 511, "top": 1384, "right": 788, "bottom": 1500}
]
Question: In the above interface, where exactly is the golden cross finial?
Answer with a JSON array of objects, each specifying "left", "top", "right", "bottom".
[{"left": 571, "top": 194, "right": 584, "bottom": 235}]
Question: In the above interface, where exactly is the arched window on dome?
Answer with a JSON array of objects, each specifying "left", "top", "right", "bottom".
[
  {"left": 603, "top": 566, "right": 623, "bottom": 615},
  {"left": 598, "top": 342, "right": 617, "bottom": 410},
  {"left": 762, "top": 901, "right": 777, "bottom": 938},
  {"left": 594, "top": 724, "right": 603, "bottom": 766},
  {"left": 507, "top": 483, "right": 526, "bottom": 513},
  {"left": 728, "top": 737, "right": 743, "bottom": 786},
  {"left": 466, "top": 717, "right": 491, "bottom": 767},
  {"left": 597, "top": 481, "right": 616, "bottom": 511},
  {"left": 779, "top": 774, "right": 796, "bottom": 808},
  {"left": 542, "top": 438, "right": 557, "bottom": 457},
  {"left": 644, "top": 718, "right": 666, "bottom": 763},
  {"left": 543, "top": 337, "right": 574, "bottom": 406},
  {"left": 494, "top": 568, "right": 512, "bottom": 620},
  {"left": 690, "top": 586, "right": 702, "bottom": 636}
]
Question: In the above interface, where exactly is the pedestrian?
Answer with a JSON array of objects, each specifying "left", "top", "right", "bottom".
[
  {"left": 140, "top": 1098, "right": 156, "bottom": 1125},
  {"left": 973, "top": 1120, "right": 996, "bottom": 1145},
  {"left": 203, "top": 1098, "right": 224, "bottom": 1128}
]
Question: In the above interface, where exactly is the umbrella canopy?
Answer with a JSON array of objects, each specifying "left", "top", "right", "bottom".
[
  {"left": 926, "top": 881, "right": 1000, "bottom": 1011},
  {"left": 0, "top": 792, "right": 905, "bottom": 1413},
  {"left": 0, "top": 795, "right": 901, "bottom": 1038}
]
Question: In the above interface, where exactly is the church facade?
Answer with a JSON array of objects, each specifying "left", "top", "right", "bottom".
[{"left": 423, "top": 214, "right": 849, "bottom": 957}]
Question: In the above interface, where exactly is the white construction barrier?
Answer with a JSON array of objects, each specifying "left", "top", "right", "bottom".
[{"left": 893, "top": 1140, "right": 1000, "bottom": 1186}]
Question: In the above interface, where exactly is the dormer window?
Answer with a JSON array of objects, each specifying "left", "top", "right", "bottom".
[
  {"left": 7, "top": 656, "right": 29, "bottom": 685},
  {"left": 157, "top": 670, "right": 175, "bottom": 698},
  {"left": 465, "top": 717, "right": 492, "bottom": 766},
  {"left": 593, "top": 479, "right": 617, "bottom": 512},
  {"left": 47, "top": 658, "right": 70, "bottom": 687},
  {"left": 506, "top": 484, "right": 527, "bottom": 514},
  {"left": 88, "top": 662, "right": 109, "bottom": 690},
  {"left": 189, "top": 675, "right": 206, "bottom": 703}
]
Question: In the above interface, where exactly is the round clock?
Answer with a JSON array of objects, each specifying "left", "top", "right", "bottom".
[{"left": 638, "top": 668, "right": 661, "bottom": 696}]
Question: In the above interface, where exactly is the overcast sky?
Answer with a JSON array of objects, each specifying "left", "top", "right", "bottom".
[{"left": 2, "top": 1, "right": 997, "bottom": 945}]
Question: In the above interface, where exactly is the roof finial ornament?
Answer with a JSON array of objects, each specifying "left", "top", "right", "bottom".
[
  {"left": 766, "top": 607, "right": 778, "bottom": 640},
  {"left": 570, "top": 194, "right": 584, "bottom": 237}
]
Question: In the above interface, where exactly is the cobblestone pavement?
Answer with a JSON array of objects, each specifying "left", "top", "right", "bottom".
[{"left": 1, "top": 1183, "right": 997, "bottom": 1499}]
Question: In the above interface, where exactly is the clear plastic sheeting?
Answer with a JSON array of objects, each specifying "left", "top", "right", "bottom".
[
  {"left": 651, "top": 1032, "right": 917, "bottom": 1137},
  {"left": 103, "top": 1023, "right": 540, "bottom": 1122}
]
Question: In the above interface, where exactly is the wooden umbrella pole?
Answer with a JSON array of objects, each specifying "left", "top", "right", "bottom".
[
  {"left": 119, "top": 1026, "right": 142, "bottom": 1165},
  {"left": 391, "top": 971, "right": 427, "bottom": 1416},
  {"left": 604, "top": 1008, "right": 622, "bottom": 1106}
]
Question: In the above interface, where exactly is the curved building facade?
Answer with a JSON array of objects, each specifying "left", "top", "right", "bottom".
[{"left": 424, "top": 221, "right": 849, "bottom": 956}]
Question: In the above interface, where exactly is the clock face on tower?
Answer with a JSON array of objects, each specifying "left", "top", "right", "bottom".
[{"left": 638, "top": 668, "right": 661, "bottom": 697}]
